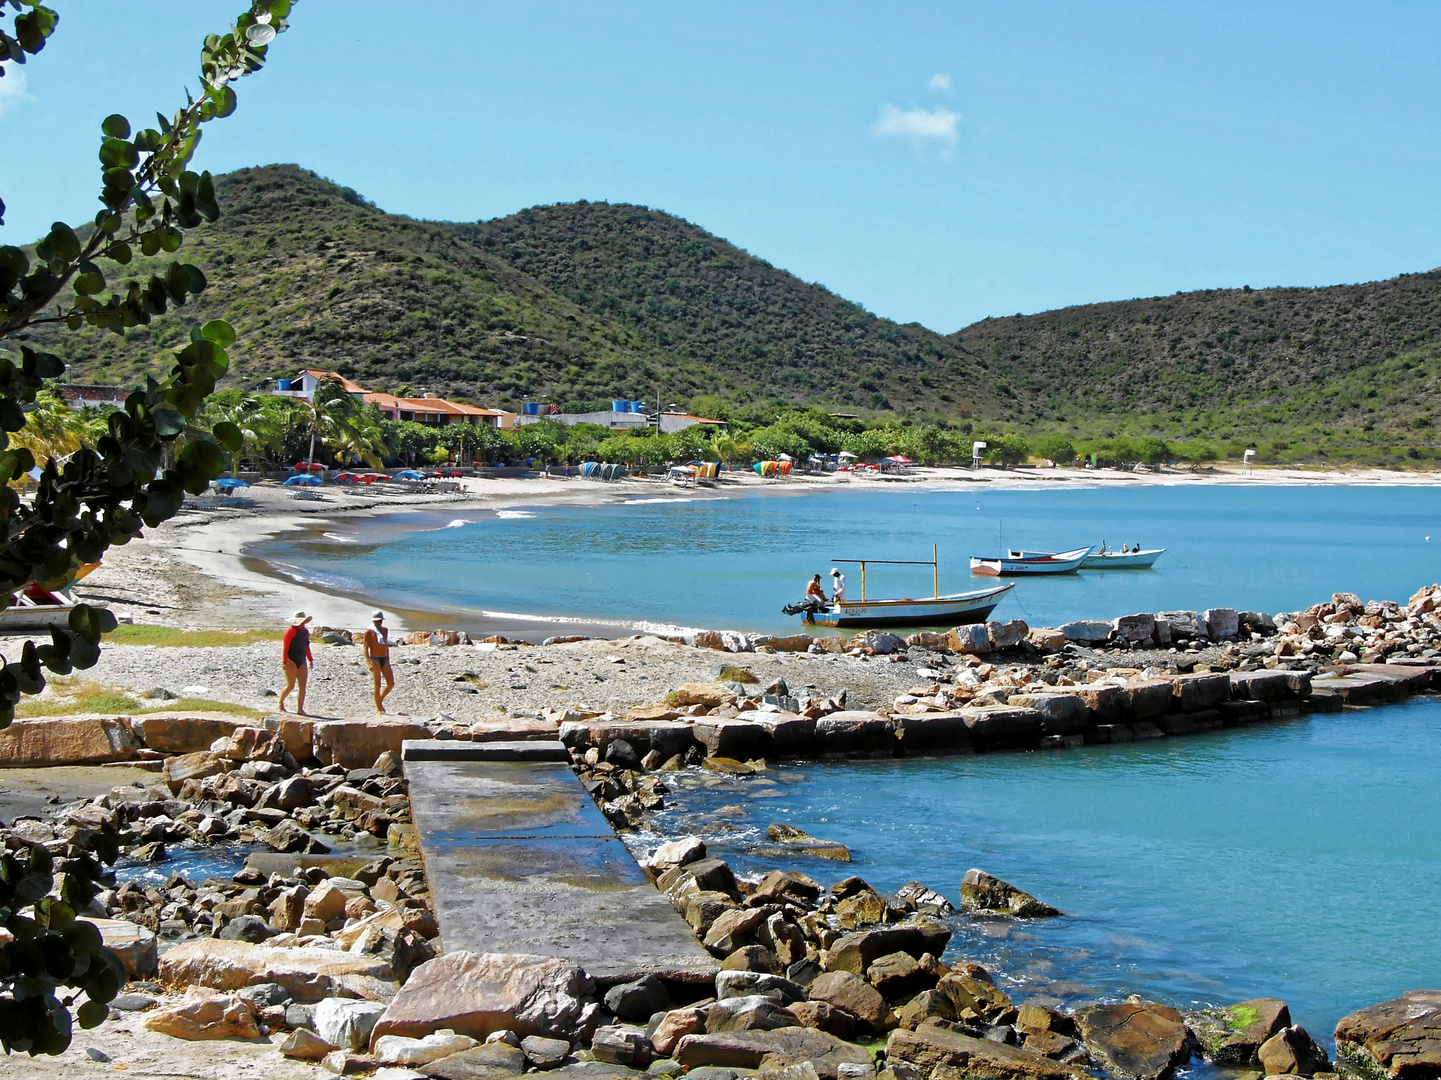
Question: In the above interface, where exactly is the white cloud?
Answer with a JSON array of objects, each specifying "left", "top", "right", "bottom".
[
  {"left": 0, "top": 66, "right": 32, "bottom": 118},
  {"left": 870, "top": 103, "right": 960, "bottom": 151},
  {"left": 928, "top": 72, "right": 952, "bottom": 92}
]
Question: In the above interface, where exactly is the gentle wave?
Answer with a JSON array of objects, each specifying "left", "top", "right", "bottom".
[
  {"left": 321, "top": 532, "right": 358, "bottom": 543},
  {"left": 445, "top": 518, "right": 474, "bottom": 528},
  {"left": 622, "top": 497, "right": 719, "bottom": 506},
  {"left": 267, "top": 561, "right": 366, "bottom": 594},
  {"left": 494, "top": 510, "right": 535, "bottom": 519},
  {"left": 473, "top": 606, "right": 701, "bottom": 636}
]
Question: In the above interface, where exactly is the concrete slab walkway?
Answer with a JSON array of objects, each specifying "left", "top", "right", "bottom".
[{"left": 402, "top": 739, "right": 717, "bottom": 983}]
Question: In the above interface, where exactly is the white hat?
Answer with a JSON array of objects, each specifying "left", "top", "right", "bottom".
[
  {"left": 290, "top": 610, "right": 311, "bottom": 626},
  {"left": 371, "top": 610, "right": 385, "bottom": 621},
  {"left": 830, "top": 568, "right": 841, "bottom": 576}
]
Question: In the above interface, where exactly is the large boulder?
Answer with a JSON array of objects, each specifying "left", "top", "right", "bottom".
[
  {"left": 887, "top": 1026, "right": 1086, "bottom": 1079},
  {"left": 1007, "top": 694, "right": 1088, "bottom": 736},
  {"left": 1201, "top": 608, "right": 1239, "bottom": 641},
  {"left": 944, "top": 625, "right": 991, "bottom": 655},
  {"left": 806, "top": 971, "right": 890, "bottom": 1031},
  {"left": 159, "top": 938, "right": 398, "bottom": 1002},
  {"left": 369, "top": 951, "right": 597, "bottom": 1045},
  {"left": 813, "top": 712, "right": 895, "bottom": 756},
  {"left": 824, "top": 923, "right": 950, "bottom": 975},
  {"left": 1076, "top": 1001, "right": 1193, "bottom": 1080},
  {"left": 958, "top": 706, "right": 1044, "bottom": 750},
  {"left": 92, "top": 917, "right": 159, "bottom": 979},
  {"left": 670, "top": 682, "right": 739, "bottom": 708},
  {"left": 1154, "top": 611, "right": 1200, "bottom": 639},
  {"left": 143, "top": 988, "right": 261, "bottom": 1040},
  {"left": 960, "top": 869, "right": 1061, "bottom": 918},
  {"left": 315, "top": 997, "right": 389, "bottom": 1051},
  {"left": 163, "top": 749, "right": 226, "bottom": 794},
  {"left": 313, "top": 718, "right": 435, "bottom": 769},
  {"left": 131, "top": 714, "right": 248, "bottom": 754},
  {"left": 1059, "top": 620, "right": 1111, "bottom": 644},
  {"left": 0, "top": 715, "right": 138, "bottom": 767},
  {"left": 1207, "top": 997, "right": 1291, "bottom": 1065},
  {"left": 1258, "top": 1025, "right": 1330, "bottom": 1076},
  {"left": 672, "top": 1027, "right": 872, "bottom": 1079},
  {"left": 1334, "top": 991, "right": 1441, "bottom": 1079},
  {"left": 1170, "top": 673, "right": 1230, "bottom": 712},
  {"left": 705, "top": 995, "right": 799, "bottom": 1033},
  {"left": 1112, "top": 614, "right": 1156, "bottom": 643},
  {"left": 986, "top": 620, "right": 1030, "bottom": 650}
]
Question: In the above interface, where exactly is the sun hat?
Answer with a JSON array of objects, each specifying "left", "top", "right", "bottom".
[
  {"left": 371, "top": 610, "right": 385, "bottom": 621},
  {"left": 830, "top": 568, "right": 841, "bottom": 576},
  {"left": 290, "top": 610, "right": 310, "bottom": 626}
]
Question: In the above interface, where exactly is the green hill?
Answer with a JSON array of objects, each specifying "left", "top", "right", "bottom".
[{"left": 15, "top": 163, "right": 1441, "bottom": 461}]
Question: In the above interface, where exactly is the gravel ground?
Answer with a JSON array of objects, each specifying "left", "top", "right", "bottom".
[{"left": 6, "top": 629, "right": 1249, "bottom": 724}]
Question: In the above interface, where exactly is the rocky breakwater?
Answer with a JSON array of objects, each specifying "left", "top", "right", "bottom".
[{"left": 0, "top": 723, "right": 444, "bottom": 1058}]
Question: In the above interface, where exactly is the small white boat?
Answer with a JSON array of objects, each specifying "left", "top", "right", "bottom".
[
  {"left": 808, "top": 584, "right": 1015, "bottom": 628},
  {"left": 1009, "top": 545, "right": 1165, "bottom": 569},
  {"left": 786, "top": 547, "right": 1014, "bottom": 628},
  {"left": 1082, "top": 545, "right": 1165, "bottom": 569},
  {"left": 0, "top": 586, "right": 82, "bottom": 633},
  {"left": 970, "top": 545, "right": 1095, "bottom": 576}
]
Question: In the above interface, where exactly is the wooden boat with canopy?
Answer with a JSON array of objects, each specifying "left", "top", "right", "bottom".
[{"left": 785, "top": 547, "right": 1014, "bottom": 629}]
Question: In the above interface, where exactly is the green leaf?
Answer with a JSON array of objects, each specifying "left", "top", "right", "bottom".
[
  {"left": 100, "top": 114, "right": 130, "bottom": 139},
  {"left": 213, "top": 421, "right": 243, "bottom": 453},
  {"left": 72, "top": 262, "right": 105, "bottom": 296},
  {"left": 106, "top": 240, "right": 132, "bottom": 265},
  {"left": 43, "top": 221, "right": 80, "bottom": 263},
  {"left": 200, "top": 319, "right": 235, "bottom": 347},
  {"left": 98, "top": 138, "right": 139, "bottom": 169},
  {"left": 132, "top": 128, "right": 163, "bottom": 152},
  {"left": 77, "top": 1000, "right": 108, "bottom": 1029},
  {"left": 150, "top": 404, "right": 186, "bottom": 437},
  {"left": 178, "top": 439, "right": 226, "bottom": 493}
]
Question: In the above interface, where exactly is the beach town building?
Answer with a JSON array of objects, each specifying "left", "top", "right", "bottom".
[
  {"left": 513, "top": 404, "right": 727, "bottom": 433},
  {"left": 269, "top": 370, "right": 516, "bottom": 429}
]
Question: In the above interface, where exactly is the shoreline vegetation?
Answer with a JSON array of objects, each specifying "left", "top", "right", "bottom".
[{"left": 24, "top": 165, "right": 1441, "bottom": 468}]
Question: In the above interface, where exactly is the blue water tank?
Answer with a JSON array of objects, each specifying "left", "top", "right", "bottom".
[
  {"left": 523, "top": 402, "right": 541, "bottom": 415},
  {"left": 631, "top": 400, "right": 647, "bottom": 413},
  {"left": 276, "top": 378, "right": 292, "bottom": 391},
  {"left": 611, "top": 400, "right": 630, "bottom": 413}
]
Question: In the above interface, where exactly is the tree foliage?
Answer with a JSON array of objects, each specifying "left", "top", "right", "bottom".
[{"left": 0, "top": 0, "right": 295, "bottom": 1056}]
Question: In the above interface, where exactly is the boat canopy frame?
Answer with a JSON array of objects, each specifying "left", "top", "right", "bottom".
[{"left": 830, "top": 544, "right": 940, "bottom": 602}]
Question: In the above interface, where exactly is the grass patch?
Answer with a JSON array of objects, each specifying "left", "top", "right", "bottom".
[
  {"left": 718, "top": 665, "right": 758, "bottom": 683},
  {"left": 15, "top": 681, "right": 265, "bottom": 720},
  {"left": 104, "top": 625, "right": 282, "bottom": 648}
]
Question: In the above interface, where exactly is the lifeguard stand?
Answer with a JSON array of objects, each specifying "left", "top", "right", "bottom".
[
  {"left": 1243, "top": 448, "right": 1256, "bottom": 475},
  {"left": 972, "top": 441, "right": 987, "bottom": 469}
]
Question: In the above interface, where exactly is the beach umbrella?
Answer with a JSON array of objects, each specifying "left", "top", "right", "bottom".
[
  {"left": 885, "top": 455, "right": 914, "bottom": 464},
  {"left": 392, "top": 469, "right": 424, "bottom": 480},
  {"left": 283, "top": 475, "right": 322, "bottom": 487},
  {"left": 214, "top": 478, "right": 250, "bottom": 491}
]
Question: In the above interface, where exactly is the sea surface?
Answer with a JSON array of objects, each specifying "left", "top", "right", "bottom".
[
  {"left": 635, "top": 696, "right": 1441, "bottom": 1048},
  {"left": 255, "top": 481, "right": 1441, "bottom": 1047},
  {"left": 258, "top": 483, "right": 1441, "bottom": 635}
]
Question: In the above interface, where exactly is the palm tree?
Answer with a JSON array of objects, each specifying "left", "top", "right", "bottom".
[
  {"left": 209, "top": 395, "right": 284, "bottom": 475},
  {"left": 296, "top": 377, "right": 388, "bottom": 468},
  {"left": 11, "top": 389, "right": 89, "bottom": 469}
]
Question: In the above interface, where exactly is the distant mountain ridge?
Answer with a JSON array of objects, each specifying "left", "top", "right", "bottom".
[{"left": 20, "top": 164, "right": 1441, "bottom": 458}]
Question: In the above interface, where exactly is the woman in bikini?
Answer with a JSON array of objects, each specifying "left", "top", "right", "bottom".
[
  {"left": 363, "top": 610, "right": 396, "bottom": 713},
  {"left": 279, "top": 610, "right": 313, "bottom": 715}
]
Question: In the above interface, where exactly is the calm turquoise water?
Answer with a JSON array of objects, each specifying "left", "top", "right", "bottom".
[
  {"left": 638, "top": 698, "right": 1441, "bottom": 1045},
  {"left": 261, "top": 484, "right": 1441, "bottom": 635}
]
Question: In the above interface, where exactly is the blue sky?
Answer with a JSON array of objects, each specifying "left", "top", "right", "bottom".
[{"left": 2, "top": 1, "right": 1439, "bottom": 333}]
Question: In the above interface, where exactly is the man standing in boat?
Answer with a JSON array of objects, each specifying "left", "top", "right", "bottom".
[{"left": 830, "top": 567, "right": 846, "bottom": 604}]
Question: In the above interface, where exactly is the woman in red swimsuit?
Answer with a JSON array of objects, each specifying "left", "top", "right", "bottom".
[{"left": 280, "top": 610, "right": 313, "bottom": 715}]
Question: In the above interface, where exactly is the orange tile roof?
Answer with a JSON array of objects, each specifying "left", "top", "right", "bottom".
[{"left": 302, "top": 369, "right": 367, "bottom": 394}]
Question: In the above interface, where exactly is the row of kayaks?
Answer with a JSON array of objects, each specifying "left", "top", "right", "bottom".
[{"left": 970, "top": 543, "right": 1164, "bottom": 576}]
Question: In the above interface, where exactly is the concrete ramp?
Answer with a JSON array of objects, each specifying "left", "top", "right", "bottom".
[{"left": 402, "top": 739, "right": 717, "bottom": 982}]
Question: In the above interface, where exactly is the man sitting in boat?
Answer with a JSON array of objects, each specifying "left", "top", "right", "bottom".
[{"left": 782, "top": 575, "right": 832, "bottom": 621}]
